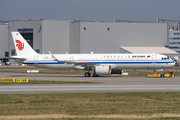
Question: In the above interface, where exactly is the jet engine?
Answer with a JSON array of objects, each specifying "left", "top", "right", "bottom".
[{"left": 95, "top": 65, "right": 122, "bottom": 75}]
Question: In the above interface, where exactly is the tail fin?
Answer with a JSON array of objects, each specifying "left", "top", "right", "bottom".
[{"left": 11, "top": 32, "right": 38, "bottom": 56}]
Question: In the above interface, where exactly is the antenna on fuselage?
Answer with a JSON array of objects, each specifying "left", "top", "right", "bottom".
[{"left": 90, "top": 51, "right": 94, "bottom": 54}]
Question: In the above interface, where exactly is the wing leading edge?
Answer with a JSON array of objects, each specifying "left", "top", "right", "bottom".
[{"left": 49, "top": 51, "right": 96, "bottom": 66}]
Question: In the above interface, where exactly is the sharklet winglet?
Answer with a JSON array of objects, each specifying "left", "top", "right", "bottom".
[{"left": 49, "top": 51, "right": 59, "bottom": 62}]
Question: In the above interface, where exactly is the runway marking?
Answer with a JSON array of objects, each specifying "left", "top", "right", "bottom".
[{"left": 0, "top": 113, "right": 180, "bottom": 119}]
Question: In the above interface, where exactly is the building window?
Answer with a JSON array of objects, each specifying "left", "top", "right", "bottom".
[
  {"left": 170, "top": 42, "right": 180, "bottom": 44},
  {"left": 11, "top": 49, "right": 15, "bottom": 55},
  {"left": 169, "top": 37, "right": 180, "bottom": 40},
  {"left": 174, "top": 33, "right": 180, "bottom": 35},
  {"left": 169, "top": 47, "right": 180, "bottom": 49},
  {"left": 5, "top": 52, "right": 9, "bottom": 57},
  {"left": 84, "top": 27, "right": 86, "bottom": 30}
]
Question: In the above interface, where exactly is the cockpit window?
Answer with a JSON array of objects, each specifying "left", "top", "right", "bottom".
[{"left": 161, "top": 57, "right": 169, "bottom": 60}]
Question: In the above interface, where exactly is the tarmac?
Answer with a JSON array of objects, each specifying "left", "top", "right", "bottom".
[{"left": 0, "top": 70, "right": 180, "bottom": 94}]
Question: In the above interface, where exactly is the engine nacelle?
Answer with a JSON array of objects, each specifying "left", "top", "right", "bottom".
[
  {"left": 95, "top": 65, "right": 122, "bottom": 75},
  {"left": 95, "top": 65, "right": 111, "bottom": 75}
]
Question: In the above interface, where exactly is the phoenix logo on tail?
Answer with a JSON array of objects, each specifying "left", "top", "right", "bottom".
[{"left": 16, "top": 40, "right": 24, "bottom": 51}]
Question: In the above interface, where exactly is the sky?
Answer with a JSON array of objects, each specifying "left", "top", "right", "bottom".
[{"left": 1, "top": 0, "right": 180, "bottom": 22}]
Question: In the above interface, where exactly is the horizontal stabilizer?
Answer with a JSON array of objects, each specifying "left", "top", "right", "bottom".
[{"left": 8, "top": 56, "right": 26, "bottom": 60}]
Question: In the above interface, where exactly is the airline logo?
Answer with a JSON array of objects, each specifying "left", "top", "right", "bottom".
[{"left": 16, "top": 40, "right": 24, "bottom": 51}]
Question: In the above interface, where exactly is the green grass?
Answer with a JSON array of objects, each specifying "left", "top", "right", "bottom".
[
  {"left": 0, "top": 80, "right": 98, "bottom": 85},
  {"left": 0, "top": 69, "right": 91, "bottom": 74},
  {"left": 0, "top": 93, "right": 180, "bottom": 119},
  {"left": 0, "top": 69, "right": 180, "bottom": 76}
]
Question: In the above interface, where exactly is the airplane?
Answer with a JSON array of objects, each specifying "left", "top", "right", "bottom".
[{"left": 10, "top": 31, "right": 176, "bottom": 77}]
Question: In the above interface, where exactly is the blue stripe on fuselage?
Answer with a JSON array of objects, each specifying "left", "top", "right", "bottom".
[{"left": 24, "top": 60, "right": 174, "bottom": 65}]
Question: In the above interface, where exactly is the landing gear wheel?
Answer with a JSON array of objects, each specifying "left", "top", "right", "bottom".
[
  {"left": 93, "top": 73, "right": 99, "bottom": 77},
  {"left": 84, "top": 72, "right": 90, "bottom": 77}
]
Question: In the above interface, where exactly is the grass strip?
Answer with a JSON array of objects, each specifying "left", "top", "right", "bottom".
[
  {"left": 0, "top": 80, "right": 98, "bottom": 85},
  {"left": 0, "top": 93, "right": 180, "bottom": 118}
]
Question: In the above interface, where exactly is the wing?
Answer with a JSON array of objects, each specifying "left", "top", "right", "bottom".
[{"left": 49, "top": 51, "right": 96, "bottom": 67}]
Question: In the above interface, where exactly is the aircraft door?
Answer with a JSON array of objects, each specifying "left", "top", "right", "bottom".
[
  {"left": 69, "top": 56, "right": 74, "bottom": 60},
  {"left": 152, "top": 55, "right": 156, "bottom": 63}
]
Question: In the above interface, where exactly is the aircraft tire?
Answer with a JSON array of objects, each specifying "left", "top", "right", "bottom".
[{"left": 84, "top": 72, "right": 90, "bottom": 77}]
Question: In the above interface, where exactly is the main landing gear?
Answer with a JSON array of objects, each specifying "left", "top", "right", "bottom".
[
  {"left": 84, "top": 67, "right": 99, "bottom": 77},
  {"left": 84, "top": 72, "right": 99, "bottom": 77}
]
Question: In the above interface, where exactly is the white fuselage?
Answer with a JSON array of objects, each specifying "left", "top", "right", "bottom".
[{"left": 22, "top": 53, "right": 175, "bottom": 70}]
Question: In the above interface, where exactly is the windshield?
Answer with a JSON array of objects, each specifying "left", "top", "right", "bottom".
[{"left": 161, "top": 57, "right": 169, "bottom": 60}]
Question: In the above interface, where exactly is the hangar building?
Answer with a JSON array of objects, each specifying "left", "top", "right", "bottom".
[{"left": 0, "top": 19, "right": 176, "bottom": 63}]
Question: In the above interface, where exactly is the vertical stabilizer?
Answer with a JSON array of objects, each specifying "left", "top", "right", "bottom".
[{"left": 11, "top": 32, "right": 38, "bottom": 56}]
